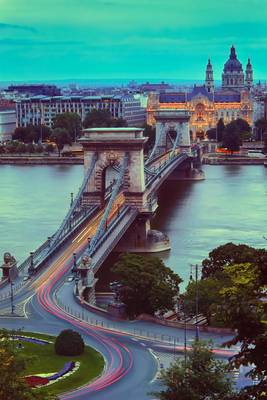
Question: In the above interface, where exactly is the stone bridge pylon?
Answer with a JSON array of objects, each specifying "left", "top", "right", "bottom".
[
  {"left": 80, "top": 127, "right": 147, "bottom": 209},
  {"left": 154, "top": 109, "right": 191, "bottom": 154}
]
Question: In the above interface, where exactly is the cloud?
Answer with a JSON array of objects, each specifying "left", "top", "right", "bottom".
[{"left": 0, "top": 22, "right": 37, "bottom": 33}]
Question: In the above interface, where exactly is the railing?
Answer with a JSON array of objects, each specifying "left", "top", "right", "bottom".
[
  {"left": 50, "top": 152, "right": 98, "bottom": 249},
  {"left": 92, "top": 207, "right": 138, "bottom": 272},
  {"left": 145, "top": 152, "right": 188, "bottom": 188},
  {"left": 54, "top": 293, "right": 184, "bottom": 348}
]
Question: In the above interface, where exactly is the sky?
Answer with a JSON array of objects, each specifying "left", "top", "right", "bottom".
[{"left": 0, "top": 0, "right": 267, "bottom": 82}]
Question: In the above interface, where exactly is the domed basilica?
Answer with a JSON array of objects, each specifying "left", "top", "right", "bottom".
[{"left": 147, "top": 46, "right": 254, "bottom": 139}]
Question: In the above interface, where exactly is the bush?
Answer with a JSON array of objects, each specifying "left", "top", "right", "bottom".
[{"left": 55, "top": 329, "right": 84, "bottom": 356}]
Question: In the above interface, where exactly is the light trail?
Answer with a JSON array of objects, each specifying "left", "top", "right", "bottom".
[{"left": 32, "top": 192, "right": 133, "bottom": 398}]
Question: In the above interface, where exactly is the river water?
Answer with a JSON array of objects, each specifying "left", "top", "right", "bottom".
[{"left": 0, "top": 164, "right": 266, "bottom": 286}]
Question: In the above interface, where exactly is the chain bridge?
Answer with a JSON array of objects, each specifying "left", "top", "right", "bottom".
[{"left": 2, "top": 109, "right": 202, "bottom": 299}]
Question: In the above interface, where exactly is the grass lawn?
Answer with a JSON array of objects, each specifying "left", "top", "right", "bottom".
[{"left": 16, "top": 331, "right": 104, "bottom": 396}]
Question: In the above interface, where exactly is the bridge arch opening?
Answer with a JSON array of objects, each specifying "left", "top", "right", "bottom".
[{"left": 101, "top": 164, "right": 120, "bottom": 204}]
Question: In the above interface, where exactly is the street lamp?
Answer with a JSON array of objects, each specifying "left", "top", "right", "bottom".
[
  {"left": 28, "top": 252, "right": 35, "bottom": 276},
  {"left": 75, "top": 276, "right": 79, "bottom": 296},
  {"left": 72, "top": 253, "right": 77, "bottom": 275},
  {"left": 10, "top": 279, "right": 15, "bottom": 315},
  {"left": 190, "top": 264, "right": 200, "bottom": 341}
]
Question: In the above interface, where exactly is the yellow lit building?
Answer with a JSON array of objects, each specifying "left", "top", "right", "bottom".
[{"left": 147, "top": 46, "right": 253, "bottom": 140}]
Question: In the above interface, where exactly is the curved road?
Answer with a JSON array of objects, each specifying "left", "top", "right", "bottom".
[{"left": 0, "top": 189, "right": 242, "bottom": 399}]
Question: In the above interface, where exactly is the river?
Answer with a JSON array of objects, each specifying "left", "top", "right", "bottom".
[{"left": 0, "top": 164, "right": 266, "bottom": 287}]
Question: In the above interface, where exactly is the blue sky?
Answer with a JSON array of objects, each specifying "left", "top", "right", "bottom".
[{"left": 0, "top": 0, "right": 267, "bottom": 82}]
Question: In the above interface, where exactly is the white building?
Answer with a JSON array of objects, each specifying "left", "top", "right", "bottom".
[
  {"left": 0, "top": 109, "right": 16, "bottom": 141},
  {"left": 16, "top": 94, "right": 146, "bottom": 128}
]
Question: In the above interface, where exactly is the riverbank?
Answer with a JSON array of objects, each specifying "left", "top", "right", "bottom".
[
  {"left": 203, "top": 154, "right": 267, "bottom": 165},
  {"left": 0, "top": 155, "right": 84, "bottom": 165}
]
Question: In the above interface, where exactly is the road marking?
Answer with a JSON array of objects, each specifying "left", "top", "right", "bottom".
[{"left": 149, "top": 348, "right": 161, "bottom": 383}]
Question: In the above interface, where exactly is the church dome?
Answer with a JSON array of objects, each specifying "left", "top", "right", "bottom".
[{"left": 223, "top": 46, "right": 243, "bottom": 72}]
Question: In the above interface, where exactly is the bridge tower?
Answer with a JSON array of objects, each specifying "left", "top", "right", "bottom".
[
  {"left": 154, "top": 109, "right": 191, "bottom": 153},
  {"left": 80, "top": 127, "right": 147, "bottom": 209}
]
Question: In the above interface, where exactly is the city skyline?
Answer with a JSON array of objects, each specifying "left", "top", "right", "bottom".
[{"left": 1, "top": 0, "right": 267, "bottom": 82}]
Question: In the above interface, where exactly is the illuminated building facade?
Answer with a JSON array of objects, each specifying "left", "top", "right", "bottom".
[{"left": 147, "top": 46, "right": 253, "bottom": 140}]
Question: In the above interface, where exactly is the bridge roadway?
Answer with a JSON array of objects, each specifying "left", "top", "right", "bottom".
[{"left": 0, "top": 150, "right": 245, "bottom": 399}]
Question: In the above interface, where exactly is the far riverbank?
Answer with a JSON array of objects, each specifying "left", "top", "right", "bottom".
[
  {"left": 0, "top": 155, "right": 83, "bottom": 165},
  {"left": 203, "top": 154, "right": 267, "bottom": 165}
]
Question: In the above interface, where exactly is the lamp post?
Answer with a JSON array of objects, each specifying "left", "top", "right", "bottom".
[
  {"left": 28, "top": 252, "right": 34, "bottom": 276},
  {"left": 10, "top": 279, "right": 15, "bottom": 315},
  {"left": 190, "top": 264, "right": 200, "bottom": 341},
  {"left": 72, "top": 252, "right": 77, "bottom": 276},
  {"left": 70, "top": 192, "right": 74, "bottom": 207},
  {"left": 75, "top": 276, "right": 79, "bottom": 296}
]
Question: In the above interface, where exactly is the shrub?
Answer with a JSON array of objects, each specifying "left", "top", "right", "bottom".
[{"left": 55, "top": 329, "right": 84, "bottom": 356}]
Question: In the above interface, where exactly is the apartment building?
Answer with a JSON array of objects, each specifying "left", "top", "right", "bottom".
[{"left": 16, "top": 94, "right": 146, "bottom": 128}]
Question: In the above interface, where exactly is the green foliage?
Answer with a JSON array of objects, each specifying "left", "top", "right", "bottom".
[
  {"left": 153, "top": 340, "right": 233, "bottom": 400},
  {"left": 112, "top": 253, "right": 181, "bottom": 318},
  {"left": 0, "top": 329, "right": 54, "bottom": 400},
  {"left": 55, "top": 329, "right": 84, "bottom": 356},
  {"left": 50, "top": 128, "right": 72, "bottom": 156},
  {"left": 217, "top": 118, "right": 225, "bottom": 142},
  {"left": 52, "top": 112, "right": 81, "bottom": 141},
  {"left": 196, "top": 242, "right": 267, "bottom": 395},
  {"left": 13, "top": 125, "right": 52, "bottom": 143},
  {"left": 201, "top": 242, "right": 261, "bottom": 278},
  {"left": 206, "top": 128, "right": 217, "bottom": 140},
  {"left": 83, "top": 109, "right": 127, "bottom": 128},
  {"left": 143, "top": 123, "right": 155, "bottom": 152},
  {"left": 255, "top": 118, "right": 267, "bottom": 141},
  {"left": 222, "top": 118, "right": 251, "bottom": 152},
  {"left": 183, "top": 277, "right": 225, "bottom": 324}
]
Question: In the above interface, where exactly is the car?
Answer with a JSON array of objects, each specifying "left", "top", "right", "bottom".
[
  {"left": 66, "top": 276, "right": 75, "bottom": 282},
  {"left": 23, "top": 276, "right": 30, "bottom": 281}
]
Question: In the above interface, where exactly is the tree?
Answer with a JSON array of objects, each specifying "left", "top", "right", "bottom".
[
  {"left": 222, "top": 129, "right": 242, "bottom": 153},
  {"left": 143, "top": 123, "right": 156, "bottom": 152},
  {"left": 112, "top": 253, "right": 181, "bottom": 318},
  {"left": 55, "top": 329, "right": 84, "bottom": 356},
  {"left": 50, "top": 128, "right": 72, "bottom": 156},
  {"left": 0, "top": 329, "right": 54, "bottom": 400},
  {"left": 217, "top": 118, "right": 225, "bottom": 142},
  {"left": 206, "top": 128, "right": 217, "bottom": 140},
  {"left": 201, "top": 242, "right": 261, "bottom": 279},
  {"left": 222, "top": 119, "right": 251, "bottom": 153},
  {"left": 183, "top": 277, "right": 225, "bottom": 324},
  {"left": 153, "top": 340, "right": 233, "bottom": 400},
  {"left": 83, "top": 109, "right": 112, "bottom": 128},
  {"left": 83, "top": 109, "right": 127, "bottom": 128},
  {"left": 13, "top": 127, "right": 29, "bottom": 142},
  {"left": 52, "top": 112, "right": 82, "bottom": 141},
  {"left": 255, "top": 118, "right": 267, "bottom": 141}
]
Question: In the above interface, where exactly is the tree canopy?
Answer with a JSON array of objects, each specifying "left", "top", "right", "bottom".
[
  {"left": 112, "top": 253, "right": 181, "bottom": 318},
  {"left": 255, "top": 118, "right": 267, "bottom": 141},
  {"left": 153, "top": 340, "right": 233, "bottom": 400},
  {"left": 221, "top": 118, "right": 251, "bottom": 153},
  {"left": 201, "top": 242, "right": 261, "bottom": 279},
  {"left": 83, "top": 109, "right": 127, "bottom": 128},
  {"left": 13, "top": 125, "right": 52, "bottom": 143},
  {"left": 143, "top": 123, "right": 155, "bottom": 152},
  {"left": 183, "top": 242, "right": 267, "bottom": 397},
  {"left": 50, "top": 128, "right": 72, "bottom": 156},
  {"left": 52, "top": 112, "right": 82, "bottom": 141}
]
